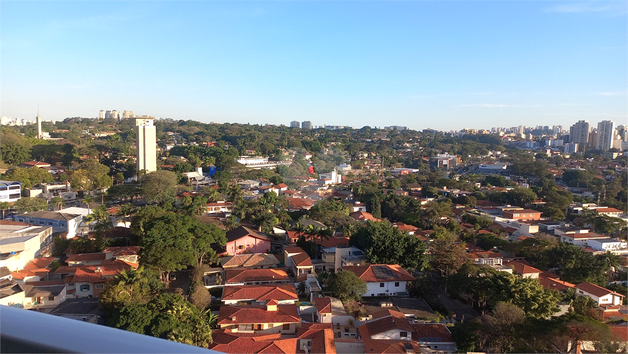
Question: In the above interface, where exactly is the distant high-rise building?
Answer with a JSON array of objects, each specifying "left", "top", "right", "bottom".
[
  {"left": 99, "top": 110, "right": 105, "bottom": 119},
  {"left": 301, "top": 121, "right": 312, "bottom": 129},
  {"left": 36, "top": 113, "right": 42, "bottom": 139},
  {"left": 122, "top": 110, "right": 135, "bottom": 119},
  {"left": 569, "top": 120, "right": 590, "bottom": 147},
  {"left": 596, "top": 120, "right": 614, "bottom": 151},
  {"left": 136, "top": 117, "right": 157, "bottom": 176},
  {"left": 105, "top": 110, "right": 112, "bottom": 119},
  {"left": 290, "top": 121, "right": 300, "bottom": 128}
]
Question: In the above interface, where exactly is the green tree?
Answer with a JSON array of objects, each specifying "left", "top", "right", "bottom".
[
  {"left": 141, "top": 170, "right": 178, "bottom": 205},
  {"left": 326, "top": 269, "right": 368, "bottom": 301},
  {"left": 350, "top": 221, "right": 428, "bottom": 270},
  {"left": 477, "top": 302, "right": 526, "bottom": 353}
]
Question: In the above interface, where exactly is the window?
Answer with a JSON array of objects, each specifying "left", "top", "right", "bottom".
[
  {"left": 400, "top": 331, "right": 407, "bottom": 338},
  {"left": 48, "top": 296, "right": 55, "bottom": 301},
  {"left": 255, "top": 324, "right": 262, "bottom": 330},
  {"left": 395, "top": 282, "right": 400, "bottom": 287},
  {"left": 238, "top": 245, "right": 245, "bottom": 249},
  {"left": 380, "top": 283, "right": 384, "bottom": 287},
  {"left": 344, "top": 328, "right": 349, "bottom": 333},
  {"left": 47, "top": 222, "right": 53, "bottom": 226},
  {"left": 282, "top": 324, "right": 291, "bottom": 330},
  {"left": 95, "top": 284, "right": 104, "bottom": 289},
  {"left": 80, "top": 285, "right": 90, "bottom": 292}
]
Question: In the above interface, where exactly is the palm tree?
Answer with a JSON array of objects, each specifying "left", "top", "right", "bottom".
[
  {"left": 50, "top": 196, "right": 65, "bottom": 211},
  {"left": 82, "top": 195, "right": 94, "bottom": 213},
  {"left": 115, "top": 267, "right": 145, "bottom": 300},
  {"left": 0, "top": 202, "right": 9, "bottom": 219}
]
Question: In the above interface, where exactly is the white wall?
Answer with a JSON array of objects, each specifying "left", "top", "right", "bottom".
[{"left": 364, "top": 281, "right": 407, "bottom": 297}]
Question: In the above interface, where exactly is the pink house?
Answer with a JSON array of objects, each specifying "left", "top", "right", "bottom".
[{"left": 224, "top": 226, "right": 272, "bottom": 256}]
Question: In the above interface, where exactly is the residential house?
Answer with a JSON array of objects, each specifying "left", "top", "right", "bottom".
[
  {"left": 502, "top": 209, "right": 542, "bottom": 221},
  {"left": 505, "top": 260, "right": 541, "bottom": 278},
  {"left": 296, "top": 323, "right": 337, "bottom": 354},
  {"left": 555, "top": 229, "right": 609, "bottom": 247},
  {"left": 285, "top": 198, "right": 316, "bottom": 212},
  {"left": 209, "top": 331, "right": 298, "bottom": 354},
  {"left": 221, "top": 284, "right": 298, "bottom": 305},
  {"left": 52, "top": 260, "right": 135, "bottom": 298},
  {"left": 576, "top": 282, "right": 625, "bottom": 306},
  {"left": 10, "top": 211, "right": 82, "bottom": 239},
  {"left": 224, "top": 268, "right": 290, "bottom": 286},
  {"left": 318, "top": 246, "right": 366, "bottom": 273},
  {"left": 412, "top": 323, "right": 458, "bottom": 353},
  {"left": 223, "top": 226, "right": 272, "bottom": 256},
  {"left": 358, "top": 309, "right": 414, "bottom": 341},
  {"left": 284, "top": 247, "right": 314, "bottom": 279},
  {"left": 217, "top": 301, "right": 301, "bottom": 334},
  {"left": 342, "top": 264, "right": 415, "bottom": 297},
  {"left": 587, "top": 238, "right": 628, "bottom": 255},
  {"left": 349, "top": 211, "right": 380, "bottom": 223},
  {"left": 22, "top": 283, "right": 67, "bottom": 312},
  {"left": 10, "top": 257, "right": 57, "bottom": 284},
  {"left": 206, "top": 201, "right": 234, "bottom": 215},
  {"left": 314, "top": 297, "right": 355, "bottom": 330},
  {"left": 469, "top": 250, "right": 512, "bottom": 273},
  {"left": 220, "top": 253, "right": 279, "bottom": 269}
]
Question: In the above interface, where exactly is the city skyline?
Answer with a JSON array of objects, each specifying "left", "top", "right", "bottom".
[{"left": 1, "top": 1, "right": 626, "bottom": 131}]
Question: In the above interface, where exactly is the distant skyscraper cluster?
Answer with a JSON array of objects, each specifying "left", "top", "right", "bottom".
[
  {"left": 289, "top": 120, "right": 312, "bottom": 129},
  {"left": 566, "top": 120, "right": 625, "bottom": 153},
  {"left": 99, "top": 110, "right": 135, "bottom": 121}
]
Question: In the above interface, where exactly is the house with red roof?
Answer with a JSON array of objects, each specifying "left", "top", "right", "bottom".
[
  {"left": 412, "top": 323, "right": 457, "bottom": 353},
  {"left": 209, "top": 330, "right": 298, "bottom": 354},
  {"left": 296, "top": 323, "right": 336, "bottom": 354},
  {"left": 224, "top": 226, "right": 272, "bottom": 256},
  {"left": 284, "top": 247, "right": 313, "bottom": 279},
  {"left": 285, "top": 198, "right": 316, "bottom": 212},
  {"left": 342, "top": 264, "right": 415, "bottom": 297},
  {"left": 576, "top": 282, "right": 625, "bottom": 306},
  {"left": 217, "top": 302, "right": 301, "bottom": 334},
  {"left": 504, "top": 260, "right": 541, "bottom": 279},
  {"left": 220, "top": 253, "right": 280, "bottom": 269},
  {"left": 349, "top": 211, "right": 380, "bottom": 223},
  {"left": 358, "top": 309, "right": 414, "bottom": 341},
  {"left": 221, "top": 284, "right": 298, "bottom": 305},
  {"left": 52, "top": 259, "right": 135, "bottom": 298},
  {"left": 224, "top": 268, "right": 290, "bottom": 285}
]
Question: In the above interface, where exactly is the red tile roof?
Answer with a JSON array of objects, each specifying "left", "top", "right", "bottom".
[
  {"left": 23, "top": 257, "right": 57, "bottom": 270},
  {"left": 538, "top": 277, "right": 575, "bottom": 291},
  {"left": 217, "top": 305, "right": 300, "bottom": 326},
  {"left": 320, "top": 237, "right": 350, "bottom": 248},
  {"left": 350, "top": 211, "right": 380, "bottom": 222},
  {"left": 411, "top": 323, "right": 454, "bottom": 342},
  {"left": 210, "top": 330, "right": 297, "bottom": 354},
  {"left": 505, "top": 260, "right": 541, "bottom": 275},
  {"left": 342, "top": 264, "right": 415, "bottom": 283},
  {"left": 222, "top": 285, "right": 297, "bottom": 303},
  {"left": 296, "top": 324, "right": 336, "bottom": 354},
  {"left": 363, "top": 309, "right": 414, "bottom": 335},
  {"left": 225, "top": 268, "right": 289, "bottom": 284},
  {"left": 576, "top": 282, "right": 625, "bottom": 298},
  {"left": 291, "top": 252, "right": 313, "bottom": 267},
  {"left": 314, "top": 297, "right": 333, "bottom": 314},
  {"left": 66, "top": 253, "right": 108, "bottom": 263}
]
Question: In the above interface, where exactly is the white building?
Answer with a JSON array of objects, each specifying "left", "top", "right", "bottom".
[
  {"left": 587, "top": 238, "right": 628, "bottom": 255},
  {"left": 319, "top": 169, "right": 342, "bottom": 185},
  {"left": 135, "top": 117, "right": 157, "bottom": 175},
  {"left": 596, "top": 120, "right": 615, "bottom": 151},
  {"left": 236, "top": 156, "right": 278, "bottom": 169},
  {"left": 0, "top": 181, "right": 22, "bottom": 203},
  {"left": 576, "top": 282, "right": 625, "bottom": 306},
  {"left": 342, "top": 264, "right": 415, "bottom": 297},
  {"left": 10, "top": 211, "right": 82, "bottom": 239}
]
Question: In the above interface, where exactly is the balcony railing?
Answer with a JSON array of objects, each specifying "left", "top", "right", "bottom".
[{"left": 1, "top": 305, "right": 220, "bottom": 353}]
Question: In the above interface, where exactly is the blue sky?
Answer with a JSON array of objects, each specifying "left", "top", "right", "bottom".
[{"left": 1, "top": 1, "right": 626, "bottom": 131}]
